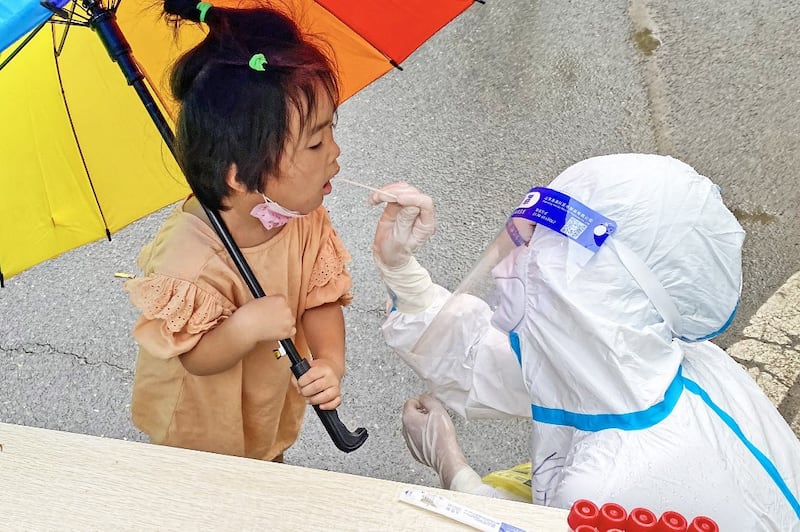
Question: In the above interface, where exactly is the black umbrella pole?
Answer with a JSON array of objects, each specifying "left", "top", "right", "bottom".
[
  {"left": 85, "top": 1, "right": 367, "bottom": 453},
  {"left": 203, "top": 211, "right": 367, "bottom": 453}
]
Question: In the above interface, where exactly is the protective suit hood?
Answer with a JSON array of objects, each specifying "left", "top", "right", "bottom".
[
  {"left": 507, "top": 154, "right": 743, "bottom": 413},
  {"left": 413, "top": 153, "right": 745, "bottom": 415},
  {"left": 532, "top": 153, "right": 743, "bottom": 341}
]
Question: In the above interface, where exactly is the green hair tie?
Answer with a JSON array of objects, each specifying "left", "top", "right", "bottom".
[
  {"left": 196, "top": 1, "right": 212, "bottom": 23},
  {"left": 249, "top": 53, "right": 269, "bottom": 71}
]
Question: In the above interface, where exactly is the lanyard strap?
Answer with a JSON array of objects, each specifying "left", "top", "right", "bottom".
[{"left": 606, "top": 238, "right": 682, "bottom": 335}]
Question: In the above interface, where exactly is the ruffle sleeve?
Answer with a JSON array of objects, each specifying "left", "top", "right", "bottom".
[
  {"left": 125, "top": 275, "right": 235, "bottom": 359},
  {"left": 307, "top": 228, "right": 353, "bottom": 308}
]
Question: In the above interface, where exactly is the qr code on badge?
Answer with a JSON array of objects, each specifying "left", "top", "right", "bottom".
[{"left": 562, "top": 216, "right": 587, "bottom": 240}]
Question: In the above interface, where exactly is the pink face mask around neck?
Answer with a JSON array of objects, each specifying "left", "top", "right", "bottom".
[{"left": 250, "top": 194, "right": 305, "bottom": 231}]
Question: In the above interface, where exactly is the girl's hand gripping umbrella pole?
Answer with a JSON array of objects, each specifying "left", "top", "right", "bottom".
[
  {"left": 82, "top": 0, "right": 367, "bottom": 453},
  {"left": 275, "top": 340, "right": 369, "bottom": 453},
  {"left": 204, "top": 206, "right": 367, "bottom": 453}
]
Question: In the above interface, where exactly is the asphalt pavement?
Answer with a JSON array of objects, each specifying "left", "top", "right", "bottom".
[{"left": 1, "top": 0, "right": 798, "bottom": 493}]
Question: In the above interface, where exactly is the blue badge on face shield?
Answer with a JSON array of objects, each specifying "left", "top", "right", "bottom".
[{"left": 511, "top": 187, "right": 616, "bottom": 253}]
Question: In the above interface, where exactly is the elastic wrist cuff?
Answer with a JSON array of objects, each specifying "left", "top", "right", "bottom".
[
  {"left": 448, "top": 466, "right": 485, "bottom": 493},
  {"left": 375, "top": 256, "right": 435, "bottom": 314}
]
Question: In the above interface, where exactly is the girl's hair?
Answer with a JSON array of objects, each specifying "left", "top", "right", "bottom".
[{"left": 164, "top": 1, "right": 340, "bottom": 211}]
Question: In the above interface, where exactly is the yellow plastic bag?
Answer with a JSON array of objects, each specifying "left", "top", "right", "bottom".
[{"left": 482, "top": 462, "right": 532, "bottom": 502}]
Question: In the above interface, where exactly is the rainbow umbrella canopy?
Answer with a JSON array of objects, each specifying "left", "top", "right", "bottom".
[{"left": 0, "top": 0, "right": 475, "bottom": 285}]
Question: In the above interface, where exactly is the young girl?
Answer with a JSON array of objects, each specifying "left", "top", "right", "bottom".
[{"left": 125, "top": 2, "right": 352, "bottom": 461}]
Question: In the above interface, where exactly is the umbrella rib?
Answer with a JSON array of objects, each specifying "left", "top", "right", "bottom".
[
  {"left": 50, "top": 25, "right": 112, "bottom": 241},
  {"left": 43, "top": 0, "right": 90, "bottom": 24},
  {"left": 55, "top": 3, "right": 79, "bottom": 57}
]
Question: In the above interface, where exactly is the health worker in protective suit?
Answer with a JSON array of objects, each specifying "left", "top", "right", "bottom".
[{"left": 369, "top": 154, "right": 800, "bottom": 531}]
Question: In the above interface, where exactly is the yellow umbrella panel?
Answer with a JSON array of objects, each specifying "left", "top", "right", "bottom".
[{"left": 0, "top": 21, "right": 188, "bottom": 283}]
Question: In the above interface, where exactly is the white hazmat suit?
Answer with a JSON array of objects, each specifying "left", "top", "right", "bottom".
[{"left": 371, "top": 154, "right": 800, "bottom": 531}]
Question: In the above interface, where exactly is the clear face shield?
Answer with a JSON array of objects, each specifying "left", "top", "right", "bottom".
[{"left": 410, "top": 187, "right": 618, "bottom": 366}]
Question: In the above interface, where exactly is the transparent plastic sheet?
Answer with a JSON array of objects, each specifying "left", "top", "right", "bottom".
[
  {"left": 408, "top": 217, "right": 600, "bottom": 368},
  {"left": 409, "top": 220, "right": 522, "bottom": 370},
  {"left": 404, "top": 186, "right": 620, "bottom": 408},
  {"left": 413, "top": 182, "right": 622, "bottom": 353}
]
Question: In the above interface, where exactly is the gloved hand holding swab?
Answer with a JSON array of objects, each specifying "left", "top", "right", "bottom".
[{"left": 369, "top": 182, "right": 436, "bottom": 269}]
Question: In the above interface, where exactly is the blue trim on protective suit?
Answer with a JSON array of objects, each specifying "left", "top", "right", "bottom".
[
  {"left": 680, "top": 302, "right": 738, "bottom": 342},
  {"left": 530, "top": 367, "right": 684, "bottom": 431},
  {"left": 529, "top": 366, "right": 800, "bottom": 518},
  {"left": 509, "top": 331, "right": 522, "bottom": 365},
  {"left": 683, "top": 377, "right": 800, "bottom": 519}
]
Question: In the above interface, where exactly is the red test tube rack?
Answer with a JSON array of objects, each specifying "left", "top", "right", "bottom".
[{"left": 567, "top": 500, "right": 719, "bottom": 532}]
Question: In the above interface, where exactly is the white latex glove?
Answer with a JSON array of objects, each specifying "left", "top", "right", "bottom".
[
  {"left": 402, "top": 394, "right": 474, "bottom": 490},
  {"left": 369, "top": 182, "right": 435, "bottom": 269}
]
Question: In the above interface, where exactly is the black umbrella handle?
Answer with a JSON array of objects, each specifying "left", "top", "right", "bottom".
[
  {"left": 83, "top": 0, "right": 367, "bottom": 453},
  {"left": 291, "top": 357, "right": 368, "bottom": 453}
]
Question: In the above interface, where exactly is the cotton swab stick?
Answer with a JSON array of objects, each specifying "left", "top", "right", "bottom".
[{"left": 336, "top": 177, "right": 398, "bottom": 201}]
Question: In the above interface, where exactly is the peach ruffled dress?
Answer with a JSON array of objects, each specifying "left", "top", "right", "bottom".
[{"left": 125, "top": 202, "right": 352, "bottom": 460}]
